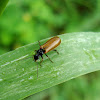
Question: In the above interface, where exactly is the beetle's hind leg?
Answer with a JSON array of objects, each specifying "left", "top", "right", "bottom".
[
  {"left": 45, "top": 54, "right": 53, "bottom": 63},
  {"left": 53, "top": 49, "right": 59, "bottom": 54}
]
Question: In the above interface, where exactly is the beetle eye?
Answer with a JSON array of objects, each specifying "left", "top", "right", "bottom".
[{"left": 34, "top": 55, "right": 39, "bottom": 61}]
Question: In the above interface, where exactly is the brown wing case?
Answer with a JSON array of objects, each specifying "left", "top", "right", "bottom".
[{"left": 40, "top": 36, "right": 61, "bottom": 53}]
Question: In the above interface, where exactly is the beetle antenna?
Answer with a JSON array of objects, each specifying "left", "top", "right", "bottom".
[
  {"left": 38, "top": 40, "right": 41, "bottom": 46},
  {"left": 37, "top": 62, "right": 38, "bottom": 78}
]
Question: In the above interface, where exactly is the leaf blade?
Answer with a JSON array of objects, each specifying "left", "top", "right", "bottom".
[{"left": 0, "top": 32, "right": 100, "bottom": 100}]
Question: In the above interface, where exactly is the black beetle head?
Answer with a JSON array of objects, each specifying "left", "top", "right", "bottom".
[{"left": 34, "top": 55, "right": 39, "bottom": 61}]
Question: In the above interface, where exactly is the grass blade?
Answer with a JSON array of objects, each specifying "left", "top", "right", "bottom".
[{"left": 0, "top": 32, "right": 100, "bottom": 100}]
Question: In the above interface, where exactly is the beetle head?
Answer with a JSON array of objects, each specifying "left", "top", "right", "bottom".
[{"left": 34, "top": 54, "right": 39, "bottom": 61}]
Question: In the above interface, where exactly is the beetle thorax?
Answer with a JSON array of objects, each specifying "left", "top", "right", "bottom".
[
  {"left": 37, "top": 49, "right": 45, "bottom": 55},
  {"left": 34, "top": 49, "right": 45, "bottom": 61}
]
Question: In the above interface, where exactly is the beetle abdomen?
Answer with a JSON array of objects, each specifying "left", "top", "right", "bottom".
[{"left": 40, "top": 36, "right": 61, "bottom": 53}]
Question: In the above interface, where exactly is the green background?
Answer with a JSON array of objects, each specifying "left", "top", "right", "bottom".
[{"left": 0, "top": 0, "right": 100, "bottom": 100}]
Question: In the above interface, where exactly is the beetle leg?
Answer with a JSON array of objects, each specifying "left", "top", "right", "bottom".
[
  {"left": 34, "top": 50, "right": 37, "bottom": 54},
  {"left": 53, "top": 49, "right": 59, "bottom": 54},
  {"left": 40, "top": 56, "right": 43, "bottom": 67},
  {"left": 45, "top": 54, "right": 53, "bottom": 63},
  {"left": 38, "top": 41, "right": 41, "bottom": 47}
]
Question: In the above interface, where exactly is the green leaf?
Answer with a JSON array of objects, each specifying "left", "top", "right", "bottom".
[
  {"left": 0, "top": 32, "right": 100, "bottom": 100},
  {"left": 0, "top": 0, "right": 9, "bottom": 16}
]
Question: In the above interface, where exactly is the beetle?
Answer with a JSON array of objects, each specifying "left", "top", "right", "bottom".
[{"left": 33, "top": 36, "right": 61, "bottom": 78}]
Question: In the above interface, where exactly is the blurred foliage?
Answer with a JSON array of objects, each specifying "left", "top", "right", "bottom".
[
  {"left": 0, "top": 0, "right": 9, "bottom": 15},
  {"left": 0, "top": 0, "right": 100, "bottom": 100},
  {"left": 0, "top": 0, "right": 100, "bottom": 55}
]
